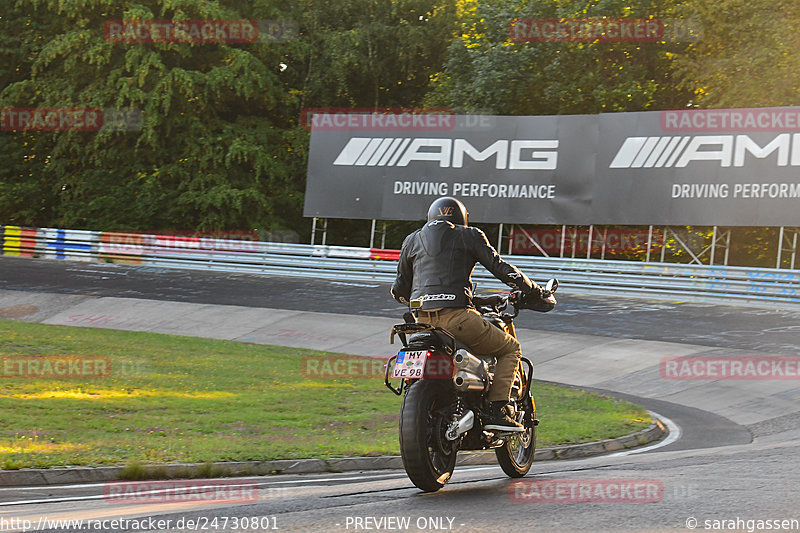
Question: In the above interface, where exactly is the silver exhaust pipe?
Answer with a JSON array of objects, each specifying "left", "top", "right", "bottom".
[
  {"left": 453, "top": 370, "right": 488, "bottom": 392},
  {"left": 454, "top": 349, "right": 487, "bottom": 375}
]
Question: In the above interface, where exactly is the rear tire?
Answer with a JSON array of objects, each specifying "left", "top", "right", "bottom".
[
  {"left": 399, "top": 380, "right": 458, "bottom": 492},
  {"left": 495, "top": 370, "right": 536, "bottom": 478}
]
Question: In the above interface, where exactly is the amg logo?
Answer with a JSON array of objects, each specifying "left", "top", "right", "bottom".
[
  {"left": 333, "top": 138, "right": 559, "bottom": 169},
  {"left": 610, "top": 134, "right": 800, "bottom": 168}
]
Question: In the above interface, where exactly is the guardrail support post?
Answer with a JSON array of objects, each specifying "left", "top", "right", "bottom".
[
  {"left": 710, "top": 226, "right": 718, "bottom": 265},
  {"left": 369, "top": 219, "right": 376, "bottom": 249},
  {"left": 777, "top": 227, "right": 799, "bottom": 269},
  {"left": 724, "top": 230, "right": 731, "bottom": 266},
  {"left": 711, "top": 227, "right": 732, "bottom": 266},
  {"left": 698, "top": 226, "right": 731, "bottom": 266},
  {"left": 586, "top": 225, "right": 594, "bottom": 260},
  {"left": 498, "top": 223, "right": 503, "bottom": 252},
  {"left": 560, "top": 225, "right": 566, "bottom": 258},
  {"left": 646, "top": 225, "right": 654, "bottom": 263},
  {"left": 311, "top": 218, "right": 328, "bottom": 246},
  {"left": 571, "top": 227, "right": 578, "bottom": 258}
]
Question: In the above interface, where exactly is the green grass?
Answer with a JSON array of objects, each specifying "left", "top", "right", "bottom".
[{"left": 0, "top": 320, "right": 651, "bottom": 469}]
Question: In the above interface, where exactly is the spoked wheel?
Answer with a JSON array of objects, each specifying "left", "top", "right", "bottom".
[
  {"left": 399, "top": 380, "right": 459, "bottom": 492},
  {"left": 495, "top": 370, "right": 536, "bottom": 478}
]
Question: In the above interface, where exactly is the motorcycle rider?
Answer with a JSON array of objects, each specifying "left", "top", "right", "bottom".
[{"left": 391, "top": 197, "right": 542, "bottom": 432}]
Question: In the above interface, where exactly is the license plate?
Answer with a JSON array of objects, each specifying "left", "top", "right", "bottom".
[{"left": 392, "top": 350, "right": 428, "bottom": 379}]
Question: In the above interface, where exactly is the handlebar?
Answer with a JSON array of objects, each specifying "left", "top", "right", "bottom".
[
  {"left": 474, "top": 278, "right": 559, "bottom": 318},
  {"left": 474, "top": 292, "right": 518, "bottom": 320},
  {"left": 472, "top": 294, "right": 508, "bottom": 309}
]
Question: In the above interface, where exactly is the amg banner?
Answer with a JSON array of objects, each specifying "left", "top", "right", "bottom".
[{"left": 304, "top": 108, "right": 800, "bottom": 225}]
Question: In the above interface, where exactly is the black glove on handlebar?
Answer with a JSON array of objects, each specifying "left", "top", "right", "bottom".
[
  {"left": 514, "top": 286, "right": 556, "bottom": 313},
  {"left": 525, "top": 285, "right": 543, "bottom": 299}
]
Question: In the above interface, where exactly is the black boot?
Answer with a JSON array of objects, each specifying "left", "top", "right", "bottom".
[{"left": 483, "top": 401, "right": 524, "bottom": 432}]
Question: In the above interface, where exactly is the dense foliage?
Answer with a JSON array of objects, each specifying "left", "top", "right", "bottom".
[
  {"left": 0, "top": 0, "right": 456, "bottom": 235},
  {"left": 425, "top": 0, "right": 693, "bottom": 114}
]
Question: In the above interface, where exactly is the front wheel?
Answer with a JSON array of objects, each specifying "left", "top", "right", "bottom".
[
  {"left": 399, "top": 380, "right": 458, "bottom": 492},
  {"left": 495, "top": 371, "right": 536, "bottom": 477}
]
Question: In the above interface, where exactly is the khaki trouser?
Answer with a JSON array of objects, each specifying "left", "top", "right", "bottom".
[{"left": 416, "top": 308, "right": 521, "bottom": 402}]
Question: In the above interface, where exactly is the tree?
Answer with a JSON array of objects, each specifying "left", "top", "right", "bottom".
[
  {"left": 285, "top": 0, "right": 459, "bottom": 244},
  {"left": 674, "top": 0, "right": 800, "bottom": 108},
  {"left": 290, "top": 0, "right": 457, "bottom": 110},
  {"left": 425, "top": 0, "right": 693, "bottom": 115},
  {"left": 1, "top": 0, "right": 306, "bottom": 232},
  {"left": 1, "top": 0, "right": 458, "bottom": 243}
]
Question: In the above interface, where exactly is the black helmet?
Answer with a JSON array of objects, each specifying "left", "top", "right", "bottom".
[{"left": 427, "top": 197, "right": 468, "bottom": 226}]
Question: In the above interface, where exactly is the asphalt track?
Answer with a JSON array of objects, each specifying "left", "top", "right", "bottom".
[
  {"left": 1, "top": 256, "right": 800, "bottom": 532},
  {"left": 3, "top": 256, "right": 799, "bottom": 355}
]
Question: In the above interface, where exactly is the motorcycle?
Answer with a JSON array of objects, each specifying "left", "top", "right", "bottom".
[{"left": 384, "top": 279, "right": 559, "bottom": 492}]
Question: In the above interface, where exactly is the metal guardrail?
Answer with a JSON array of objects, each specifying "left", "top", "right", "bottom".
[{"left": 2, "top": 225, "right": 799, "bottom": 309}]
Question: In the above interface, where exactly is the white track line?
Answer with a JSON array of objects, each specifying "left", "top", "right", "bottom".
[{"left": 608, "top": 410, "right": 682, "bottom": 457}]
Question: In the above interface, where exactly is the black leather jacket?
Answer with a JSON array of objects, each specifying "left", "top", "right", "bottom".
[{"left": 391, "top": 220, "right": 538, "bottom": 310}]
